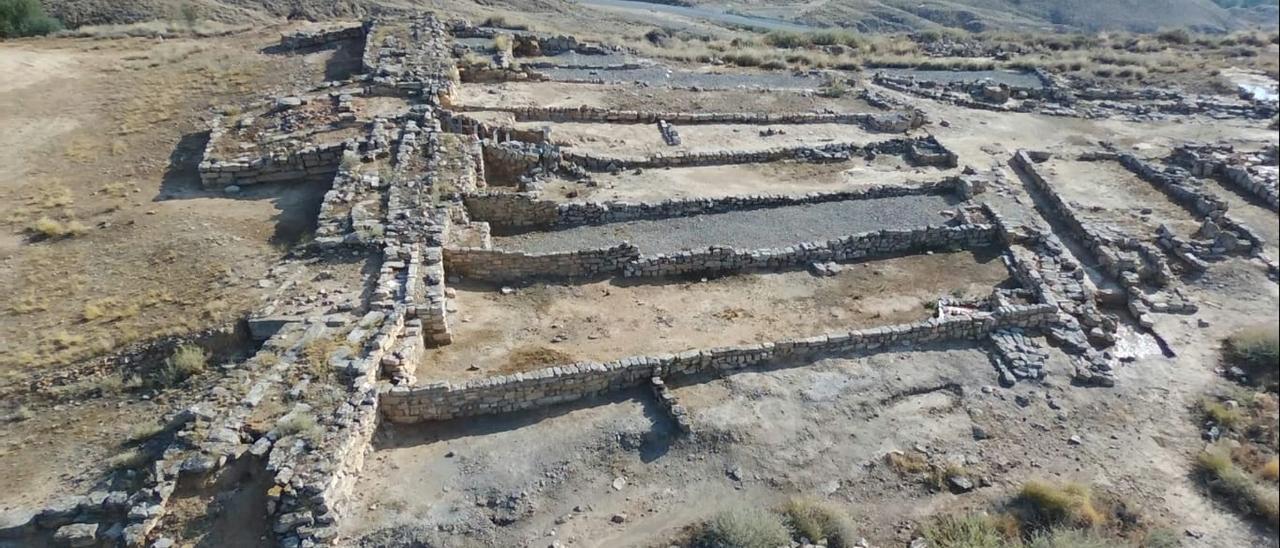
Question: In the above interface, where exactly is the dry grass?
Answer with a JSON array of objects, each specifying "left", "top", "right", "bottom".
[
  {"left": 29, "top": 216, "right": 87, "bottom": 239},
  {"left": 695, "top": 505, "right": 790, "bottom": 548},
  {"left": 58, "top": 20, "right": 249, "bottom": 39},
  {"left": 885, "top": 450, "right": 930, "bottom": 474},
  {"left": 781, "top": 498, "right": 858, "bottom": 548},
  {"left": 1195, "top": 444, "right": 1280, "bottom": 528},
  {"left": 1224, "top": 323, "right": 1279, "bottom": 389},
  {"left": 1016, "top": 480, "right": 1104, "bottom": 530}
]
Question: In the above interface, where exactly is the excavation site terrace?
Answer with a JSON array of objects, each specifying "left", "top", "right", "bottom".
[{"left": 1, "top": 7, "right": 1279, "bottom": 548}]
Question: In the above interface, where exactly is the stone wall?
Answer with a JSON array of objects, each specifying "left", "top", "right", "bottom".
[
  {"left": 624, "top": 224, "right": 998, "bottom": 278},
  {"left": 466, "top": 180, "right": 963, "bottom": 230},
  {"left": 443, "top": 243, "right": 640, "bottom": 282},
  {"left": 562, "top": 136, "right": 955, "bottom": 171},
  {"left": 279, "top": 24, "right": 368, "bottom": 50},
  {"left": 199, "top": 117, "right": 350, "bottom": 189},
  {"left": 381, "top": 303, "right": 1057, "bottom": 422},
  {"left": 1172, "top": 145, "right": 1279, "bottom": 211},
  {"left": 451, "top": 105, "right": 925, "bottom": 133}
]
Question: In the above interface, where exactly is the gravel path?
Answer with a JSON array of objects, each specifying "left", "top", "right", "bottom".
[{"left": 492, "top": 194, "right": 961, "bottom": 254}]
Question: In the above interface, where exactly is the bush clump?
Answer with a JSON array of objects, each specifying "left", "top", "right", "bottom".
[
  {"left": 1195, "top": 446, "right": 1280, "bottom": 527},
  {"left": 923, "top": 514, "right": 1004, "bottom": 548},
  {"left": 782, "top": 498, "right": 857, "bottom": 548},
  {"left": 0, "top": 0, "right": 62, "bottom": 38},
  {"left": 157, "top": 344, "right": 207, "bottom": 386},
  {"left": 1224, "top": 324, "right": 1279, "bottom": 389},
  {"left": 696, "top": 506, "right": 790, "bottom": 548},
  {"left": 1016, "top": 481, "right": 1103, "bottom": 530}
]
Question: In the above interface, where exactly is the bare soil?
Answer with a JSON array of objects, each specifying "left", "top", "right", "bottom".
[
  {"left": 538, "top": 157, "right": 956, "bottom": 203},
  {"left": 426, "top": 249, "right": 1010, "bottom": 382}
]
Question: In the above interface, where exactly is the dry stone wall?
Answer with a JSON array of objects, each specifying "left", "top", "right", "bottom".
[
  {"left": 381, "top": 303, "right": 1057, "bottom": 422},
  {"left": 562, "top": 136, "right": 956, "bottom": 171},
  {"left": 624, "top": 224, "right": 997, "bottom": 277},
  {"left": 1173, "top": 145, "right": 1279, "bottom": 211},
  {"left": 279, "top": 24, "right": 368, "bottom": 50},
  {"left": 466, "top": 180, "right": 964, "bottom": 230},
  {"left": 199, "top": 118, "right": 350, "bottom": 189},
  {"left": 444, "top": 243, "right": 640, "bottom": 282},
  {"left": 451, "top": 104, "right": 925, "bottom": 133}
]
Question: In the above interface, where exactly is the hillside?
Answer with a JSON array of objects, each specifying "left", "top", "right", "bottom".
[{"left": 34, "top": 0, "right": 1280, "bottom": 32}]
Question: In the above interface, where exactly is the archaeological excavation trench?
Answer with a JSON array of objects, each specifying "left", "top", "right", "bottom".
[{"left": 4, "top": 11, "right": 1278, "bottom": 548}]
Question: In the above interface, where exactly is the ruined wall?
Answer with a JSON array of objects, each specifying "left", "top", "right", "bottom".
[
  {"left": 451, "top": 105, "right": 924, "bottom": 133},
  {"left": 198, "top": 118, "right": 349, "bottom": 189},
  {"left": 561, "top": 137, "right": 955, "bottom": 171},
  {"left": 624, "top": 224, "right": 998, "bottom": 277},
  {"left": 279, "top": 24, "right": 367, "bottom": 50},
  {"left": 381, "top": 303, "right": 1057, "bottom": 422},
  {"left": 466, "top": 181, "right": 962, "bottom": 230},
  {"left": 443, "top": 243, "right": 640, "bottom": 282}
]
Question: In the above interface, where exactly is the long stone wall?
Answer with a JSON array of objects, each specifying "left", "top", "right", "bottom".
[
  {"left": 466, "top": 180, "right": 964, "bottom": 230},
  {"left": 624, "top": 224, "right": 998, "bottom": 278},
  {"left": 562, "top": 136, "right": 956, "bottom": 171},
  {"left": 443, "top": 243, "right": 640, "bottom": 282},
  {"left": 381, "top": 303, "right": 1057, "bottom": 422},
  {"left": 449, "top": 105, "right": 925, "bottom": 133}
]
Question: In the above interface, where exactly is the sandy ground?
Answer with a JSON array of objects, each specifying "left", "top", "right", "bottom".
[{"left": 426, "top": 249, "right": 1010, "bottom": 381}]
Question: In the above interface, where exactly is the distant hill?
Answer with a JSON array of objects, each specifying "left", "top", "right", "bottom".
[
  {"left": 38, "top": 0, "right": 1280, "bottom": 33},
  {"left": 739, "top": 0, "right": 1279, "bottom": 33}
]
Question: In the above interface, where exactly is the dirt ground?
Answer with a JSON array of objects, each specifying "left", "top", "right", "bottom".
[
  {"left": 1042, "top": 157, "right": 1203, "bottom": 241},
  {"left": 0, "top": 24, "right": 340, "bottom": 514},
  {"left": 426, "top": 249, "right": 1010, "bottom": 381},
  {"left": 454, "top": 81, "right": 880, "bottom": 113},
  {"left": 346, "top": 253, "right": 1278, "bottom": 547},
  {"left": 531, "top": 121, "right": 880, "bottom": 157},
  {"left": 537, "top": 157, "right": 956, "bottom": 202}
]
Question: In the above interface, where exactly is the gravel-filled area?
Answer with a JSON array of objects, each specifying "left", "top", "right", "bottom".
[
  {"left": 535, "top": 65, "right": 827, "bottom": 90},
  {"left": 492, "top": 194, "right": 962, "bottom": 254}
]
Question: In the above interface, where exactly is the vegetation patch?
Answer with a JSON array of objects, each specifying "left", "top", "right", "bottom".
[
  {"left": 1223, "top": 323, "right": 1279, "bottom": 390},
  {"left": 0, "top": 0, "right": 62, "bottom": 38}
]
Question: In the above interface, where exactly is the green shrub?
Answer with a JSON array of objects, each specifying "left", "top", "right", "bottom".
[
  {"left": 922, "top": 514, "right": 1004, "bottom": 548},
  {"left": 696, "top": 506, "right": 790, "bottom": 548},
  {"left": 0, "top": 0, "right": 63, "bottom": 38},
  {"left": 782, "top": 498, "right": 858, "bottom": 548}
]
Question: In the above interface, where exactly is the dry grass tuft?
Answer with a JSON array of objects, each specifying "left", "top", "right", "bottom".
[
  {"left": 1016, "top": 480, "right": 1104, "bottom": 530},
  {"left": 885, "top": 450, "right": 930, "bottom": 474},
  {"left": 29, "top": 216, "right": 87, "bottom": 239},
  {"left": 1195, "top": 445, "right": 1279, "bottom": 528}
]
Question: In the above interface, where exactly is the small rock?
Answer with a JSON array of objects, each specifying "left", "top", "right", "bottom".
[
  {"left": 611, "top": 477, "right": 626, "bottom": 491},
  {"left": 1068, "top": 435, "right": 1083, "bottom": 446},
  {"left": 725, "top": 466, "right": 743, "bottom": 481},
  {"left": 53, "top": 523, "right": 97, "bottom": 547},
  {"left": 611, "top": 513, "right": 627, "bottom": 524},
  {"left": 500, "top": 287, "right": 515, "bottom": 295},
  {"left": 224, "top": 185, "right": 242, "bottom": 194},
  {"left": 948, "top": 475, "right": 974, "bottom": 493}
]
